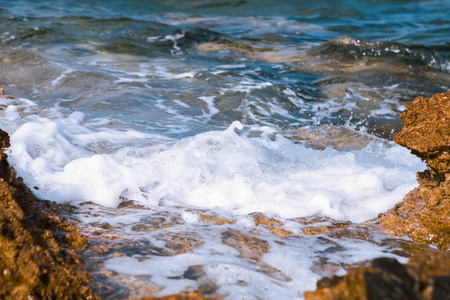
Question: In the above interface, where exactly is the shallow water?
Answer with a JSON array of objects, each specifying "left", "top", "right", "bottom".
[{"left": 0, "top": 0, "right": 448, "bottom": 298}]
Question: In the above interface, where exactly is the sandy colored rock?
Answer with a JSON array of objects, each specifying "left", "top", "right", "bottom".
[
  {"left": 377, "top": 91, "right": 450, "bottom": 250},
  {"left": 221, "top": 229, "right": 270, "bottom": 261},
  {"left": 302, "top": 221, "right": 371, "bottom": 241},
  {"left": 0, "top": 128, "right": 98, "bottom": 299},
  {"left": 393, "top": 92, "right": 450, "bottom": 181},
  {"left": 304, "top": 252, "right": 450, "bottom": 300},
  {"left": 305, "top": 92, "right": 450, "bottom": 299},
  {"left": 221, "top": 229, "right": 291, "bottom": 281},
  {"left": 379, "top": 185, "right": 450, "bottom": 251},
  {"left": 199, "top": 211, "right": 236, "bottom": 225},
  {"left": 135, "top": 291, "right": 218, "bottom": 299},
  {"left": 250, "top": 212, "right": 294, "bottom": 236}
]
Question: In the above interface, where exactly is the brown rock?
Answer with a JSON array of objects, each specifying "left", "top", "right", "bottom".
[
  {"left": 304, "top": 252, "right": 450, "bottom": 300},
  {"left": 377, "top": 91, "right": 450, "bottom": 250},
  {"left": 378, "top": 185, "right": 450, "bottom": 251},
  {"left": 301, "top": 221, "right": 371, "bottom": 241},
  {"left": 199, "top": 211, "right": 236, "bottom": 225},
  {"left": 0, "top": 129, "right": 98, "bottom": 299},
  {"left": 135, "top": 291, "right": 218, "bottom": 299},
  {"left": 393, "top": 92, "right": 450, "bottom": 182},
  {"left": 250, "top": 212, "right": 294, "bottom": 236},
  {"left": 221, "top": 229, "right": 291, "bottom": 281},
  {"left": 221, "top": 229, "right": 270, "bottom": 261},
  {"left": 305, "top": 92, "right": 450, "bottom": 299}
]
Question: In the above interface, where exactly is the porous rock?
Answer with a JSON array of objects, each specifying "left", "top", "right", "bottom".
[
  {"left": 304, "top": 252, "right": 450, "bottom": 300},
  {"left": 0, "top": 129, "right": 98, "bottom": 299},
  {"left": 394, "top": 91, "right": 450, "bottom": 181},
  {"left": 135, "top": 292, "right": 218, "bottom": 300},
  {"left": 304, "top": 92, "right": 450, "bottom": 299},
  {"left": 378, "top": 91, "right": 450, "bottom": 250}
]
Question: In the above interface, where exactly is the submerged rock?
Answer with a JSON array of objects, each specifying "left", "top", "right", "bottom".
[
  {"left": 283, "top": 125, "right": 385, "bottom": 151},
  {"left": 378, "top": 91, "right": 450, "bottom": 250},
  {"left": 0, "top": 129, "right": 98, "bottom": 299},
  {"left": 136, "top": 292, "right": 218, "bottom": 299}
]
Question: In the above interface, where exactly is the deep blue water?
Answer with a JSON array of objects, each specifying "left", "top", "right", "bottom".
[{"left": 3, "top": 0, "right": 450, "bottom": 43}]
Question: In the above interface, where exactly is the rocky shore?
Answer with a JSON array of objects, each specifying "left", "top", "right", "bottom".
[
  {"left": 0, "top": 92, "right": 448, "bottom": 299},
  {"left": 0, "top": 128, "right": 98, "bottom": 299},
  {"left": 305, "top": 92, "right": 450, "bottom": 299},
  {"left": 305, "top": 252, "right": 450, "bottom": 300},
  {"left": 379, "top": 91, "right": 450, "bottom": 251}
]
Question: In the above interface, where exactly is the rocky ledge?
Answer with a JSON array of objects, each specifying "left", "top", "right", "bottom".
[
  {"left": 305, "top": 92, "right": 450, "bottom": 299},
  {"left": 378, "top": 91, "right": 450, "bottom": 251},
  {"left": 305, "top": 252, "right": 450, "bottom": 300},
  {"left": 0, "top": 129, "right": 98, "bottom": 299}
]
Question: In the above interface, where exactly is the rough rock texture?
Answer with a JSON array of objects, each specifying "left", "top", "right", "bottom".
[
  {"left": 304, "top": 92, "right": 450, "bottom": 299},
  {"left": 132, "top": 292, "right": 216, "bottom": 300},
  {"left": 136, "top": 292, "right": 218, "bottom": 299},
  {"left": 378, "top": 91, "right": 450, "bottom": 250},
  {"left": 304, "top": 252, "right": 450, "bottom": 300},
  {"left": 0, "top": 129, "right": 98, "bottom": 299},
  {"left": 394, "top": 92, "right": 450, "bottom": 182}
]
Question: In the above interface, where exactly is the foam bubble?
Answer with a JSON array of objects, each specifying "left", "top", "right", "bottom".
[{"left": 5, "top": 109, "right": 423, "bottom": 222}]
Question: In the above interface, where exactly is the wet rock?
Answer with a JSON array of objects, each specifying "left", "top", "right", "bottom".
[
  {"left": 199, "top": 211, "right": 236, "bottom": 225},
  {"left": 221, "top": 229, "right": 291, "bottom": 281},
  {"left": 135, "top": 292, "right": 218, "bottom": 299},
  {"left": 0, "top": 129, "right": 98, "bottom": 299},
  {"left": 305, "top": 92, "right": 450, "bottom": 299},
  {"left": 284, "top": 125, "right": 385, "bottom": 151},
  {"left": 377, "top": 91, "right": 450, "bottom": 250},
  {"left": 168, "top": 265, "right": 220, "bottom": 295},
  {"left": 304, "top": 252, "right": 450, "bottom": 300},
  {"left": 0, "top": 49, "right": 59, "bottom": 97},
  {"left": 156, "top": 231, "right": 204, "bottom": 255},
  {"left": 301, "top": 221, "right": 372, "bottom": 241},
  {"left": 250, "top": 212, "right": 294, "bottom": 236},
  {"left": 221, "top": 229, "right": 270, "bottom": 261}
]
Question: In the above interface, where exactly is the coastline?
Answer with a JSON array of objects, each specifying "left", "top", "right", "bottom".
[
  {"left": 306, "top": 92, "right": 450, "bottom": 299},
  {"left": 0, "top": 92, "right": 448, "bottom": 299}
]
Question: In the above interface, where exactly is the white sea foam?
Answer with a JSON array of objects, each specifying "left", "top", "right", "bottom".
[{"left": 2, "top": 99, "right": 424, "bottom": 222}]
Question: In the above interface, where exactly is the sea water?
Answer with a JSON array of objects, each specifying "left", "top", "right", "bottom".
[{"left": 0, "top": 0, "right": 448, "bottom": 298}]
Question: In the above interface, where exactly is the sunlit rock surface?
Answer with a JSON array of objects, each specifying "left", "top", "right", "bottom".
[
  {"left": 135, "top": 292, "right": 218, "bottom": 299},
  {"left": 378, "top": 91, "right": 450, "bottom": 250},
  {"left": 0, "top": 127, "right": 98, "bottom": 299}
]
